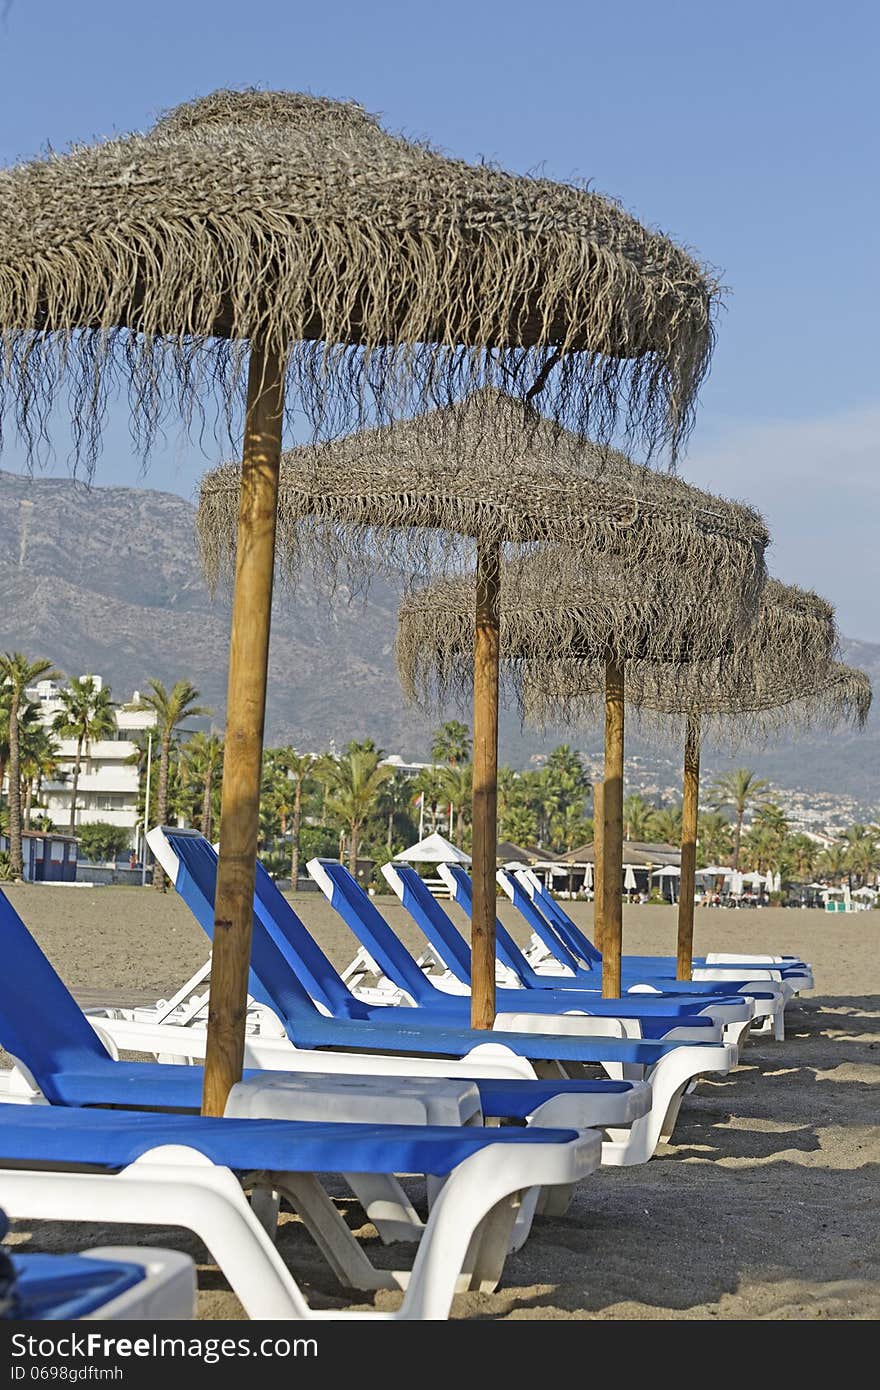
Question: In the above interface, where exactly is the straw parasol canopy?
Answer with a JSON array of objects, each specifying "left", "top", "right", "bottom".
[
  {"left": 0, "top": 89, "right": 720, "bottom": 466},
  {"left": 199, "top": 393, "right": 768, "bottom": 1020},
  {"left": 0, "top": 88, "right": 721, "bottom": 1099},
  {"left": 516, "top": 577, "right": 871, "bottom": 980},
  {"left": 198, "top": 387, "right": 768, "bottom": 596},
  {"left": 518, "top": 580, "right": 871, "bottom": 741},
  {"left": 392, "top": 528, "right": 771, "bottom": 714}
]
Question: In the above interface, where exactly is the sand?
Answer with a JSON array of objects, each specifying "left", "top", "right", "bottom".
[{"left": 4, "top": 883, "right": 878, "bottom": 1320}]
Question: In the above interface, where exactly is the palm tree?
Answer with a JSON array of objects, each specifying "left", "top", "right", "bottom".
[
  {"left": 271, "top": 748, "right": 315, "bottom": 888},
  {"left": 321, "top": 743, "right": 391, "bottom": 874},
  {"left": 136, "top": 680, "right": 211, "bottom": 890},
  {"left": 436, "top": 763, "right": 472, "bottom": 847},
  {"left": 550, "top": 801, "right": 592, "bottom": 853},
  {"left": 52, "top": 675, "right": 117, "bottom": 831},
  {"left": 623, "top": 793, "right": 655, "bottom": 841},
  {"left": 181, "top": 731, "right": 224, "bottom": 841},
  {"left": 708, "top": 768, "right": 770, "bottom": 870},
  {"left": 648, "top": 803, "right": 684, "bottom": 847},
  {"left": 413, "top": 765, "right": 447, "bottom": 836},
  {"left": 788, "top": 833, "right": 818, "bottom": 881},
  {"left": 430, "top": 720, "right": 471, "bottom": 767},
  {"left": 841, "top": 824, "right": 880, "bottom": 888},
  {"left": 379, "top": 771, "right": 416, "bottom": 855},
  {"left": 696, "top": 810, "right": 734, "bottom": 867},
  {"left": 818, "top": 842, "right": 848, "bottom": 886},
  {"left": 499, "top": 802, "right": 538, "bottom": 847},
  {"left": 0, "top": 654, "right": 57, "bottom": 877},
  {"left": 0, "top": 693, "right": 41, "bottom": 797},
  {"left": 19, "top": 725, "right": 63, "bottom": 829}
]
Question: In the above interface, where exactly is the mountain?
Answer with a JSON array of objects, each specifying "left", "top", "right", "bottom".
[{"left": 0, "top": 470, "right": 877, "bottom": 809}]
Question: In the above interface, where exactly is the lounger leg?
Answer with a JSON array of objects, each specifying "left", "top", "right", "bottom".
[
  {"left": 342, "top": 1172, "right": 425, "bottom": 1245},
  {"left": 601, "top": 1045, "right": 734, "bottom": 1165},
  {"left": 250, "top": 1186, "right": 282, "bottom": 1237},
  {"left": 533, "top": 1183, "right": 574, "bottom": 1219},
  {"left": 268, "top": 1172, "right": 400, "bottom": 1291},
  {"left": 458, "top": 1193, "right": 522, "bottom": 1292}
]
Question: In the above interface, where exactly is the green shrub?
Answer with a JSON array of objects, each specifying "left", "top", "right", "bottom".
[{"left": 77, "top": 821, "right": 132, "bottom": 863}]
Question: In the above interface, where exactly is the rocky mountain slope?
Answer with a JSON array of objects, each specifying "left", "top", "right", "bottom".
[{"left": 0, "top": 470, "right": 876, "bottom": 807}]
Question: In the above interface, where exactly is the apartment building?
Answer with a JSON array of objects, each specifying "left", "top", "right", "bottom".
[{"left": 27, "top": 676, "right": 157, "bottom": 853}]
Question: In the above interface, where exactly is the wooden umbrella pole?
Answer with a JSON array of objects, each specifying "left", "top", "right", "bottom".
[
  {"left": 202, "top": 338, "right": 285, "bottom": 1117},
  {"left": 470, "top": 537, "right": 501, "bottom": 1029},
  {"left": 592, "top": 779, "right": 605, "bottom": 955},
  {"left": 601, "top": 658, "right": 625, "bottom": 999},
  {"left": 676, "top": 713, "right": 701, "bottom": 981}
]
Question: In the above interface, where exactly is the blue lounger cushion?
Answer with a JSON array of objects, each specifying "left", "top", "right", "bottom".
[
  {"left": 512, "top": 870, "right": 808, "bottom": 978},
  {"left": 387, "top": 863, "right": 756, "bottom": 1010},
  {"left": 0, "top": 1104, "right": 580, "bottom": 1177},
  {"left": 0, "top": 885, "right": 652, "bottom": 1115},
  {"left": 446, "top": 865, "right": 799, "bottom": 991},
  {"left": 7, "top": 1254, "right": 147, "bottom": 1321}
]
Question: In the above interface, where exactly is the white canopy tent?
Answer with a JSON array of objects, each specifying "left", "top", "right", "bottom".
[{"left": 393, "top": 832, "right": 471, "bottom": 865}]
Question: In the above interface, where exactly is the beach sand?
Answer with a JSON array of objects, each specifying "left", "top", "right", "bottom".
[{"left": 4, "top": 883, "right": 878, "bottom": 1320}]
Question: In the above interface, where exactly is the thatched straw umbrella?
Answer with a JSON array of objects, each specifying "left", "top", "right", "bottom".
[
  {"left": 0, "top": 89, "right": 720, "bottom": 1104},
  {"left": 388, "top": 473, "right": 768, "bottom": 1000},
  {"left": 521, "top": 580, "right": 872, "bottom": 977},
  {"left": 200, "top": 393, "right": 768, "bottom": 1020}
]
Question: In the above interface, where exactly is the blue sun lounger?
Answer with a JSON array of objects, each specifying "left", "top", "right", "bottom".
[
  {"left": 377, "top": 859, "right": 758, "bottom": 1036},
  {"left": 0, "top": 1105, "right": 599, "bottom": 1319},
  {"left": 141, "top": 829, "right": 736, "bottom": 1163},
  {"left": 156, "top": 829, "right": 737, "bottom": 1051},
  {"left": 0, "top": 1211, "right": 196, "bottom": 1320},
  {"left": 445, "top": 863, "right": 802, "bottom": 1004},
  {"left": 0, "top": 880, "right": 651, "bottom": 1132},
  {"left": 498, "top": 866, "right": 812, "bottom": 990}
]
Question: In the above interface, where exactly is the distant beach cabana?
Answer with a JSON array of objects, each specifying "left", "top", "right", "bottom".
[
  {"left": 522, "top": 580, "right": 872, "bottom": 977},
  {"left": 0, "top": 89, "right": 720, "bottom": 1099},
  {"left": 392, "top": 481, "right": 769, "bottom": 999}
]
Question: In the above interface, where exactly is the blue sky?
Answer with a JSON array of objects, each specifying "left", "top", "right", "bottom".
[{"left": 1, "top": 1, "right": 877, "bottom": 636}]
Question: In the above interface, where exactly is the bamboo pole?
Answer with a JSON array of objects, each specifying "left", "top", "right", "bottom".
[
  {"left": 676, "top": 713, "right": 701, "bottom": 981},
  {"left": 592, "top": 779, "right": 605, "bottom": 955},
  {"left": 601, "top": 659, "right": 625, "bottom": 998},
  {"left": 470, "top": 538, "right": 501, "bottom": 1029},
  {"left": 202, "top": 339, "right": 285, "bottom": 1117}
]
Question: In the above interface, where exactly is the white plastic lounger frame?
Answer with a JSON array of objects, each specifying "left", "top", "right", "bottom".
[{"left": 0, "top": 1130, "right": 601, "bottom": 1321}]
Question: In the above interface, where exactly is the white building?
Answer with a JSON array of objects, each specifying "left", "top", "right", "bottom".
[{"left": 27, "top": 676, "right": 157, "bottom": 852}]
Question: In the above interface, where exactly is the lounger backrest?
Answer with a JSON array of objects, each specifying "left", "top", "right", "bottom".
[
  {"left": 516, "top": 869, "right": 602, "bottom": 965},
  {"left": 162, "top": 831, "right": 323, "bottom": 1024},
  {"left": 438, "top": 865, "right": 538, "bottom": 987},
  {"left": 381, "top": 864, "right": 473, "bottom": 985},
  {"left": 0, "top": 889, "right": 111, "bottom": 1079},
  {"left": 496, "top": 869, "right": 591, "bottom": 976},
  {"left": 307, "top": 860, "right": 439, "bottom": 1006},
  {"left": 251, "top": 861, "right": 373, "bottom": 1020}
]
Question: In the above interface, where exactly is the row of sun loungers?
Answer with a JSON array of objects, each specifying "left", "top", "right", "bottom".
[{"left": 0, "top": 827, "right": 812, "bottom": 1321}]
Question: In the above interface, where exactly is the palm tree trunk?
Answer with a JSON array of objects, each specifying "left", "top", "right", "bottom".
[
  {"left": 290, "top": 779, "right": 302, "bottom": 891},
  {"left": 152, "top": 735, "right": 170, "bottom": 891},
  {"left": 348, "top": 822, "right": 359, "bottom": 876},
  {"left": 456, "top": 803, "right": 464, "bottom": 848},
  {"left": 69, "top": 735, "right": 83, "bottom": 832},
  {"left": 24, "top": 778, "right": 33, "bottom": 830},
  {"left": 202, "top": 771, "right": 213, "bottom": 841},
  {"left": 387, "top": 809, "right": 393, "bottom": 855},
  {"left": 7, "top": 693, "right": 23, "bottom": 878},
  {"left": 733, "top": 810, "right": 743, "bottom": 870}
]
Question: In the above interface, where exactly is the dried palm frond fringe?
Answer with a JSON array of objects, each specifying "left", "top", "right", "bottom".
[
  {"left": 392, "top": 533, "right": 775, "bottom": 712},
  {"left": 515, "top": 580, "right": 871, "bottom": 745},
  {"left": 198, "top": 389, "right": 768, "bottom": 619},
  {"left": 522, "top": 661, "right": 872, "bottom": 749},
  {"left": 0, "top": 89, "right": 721, "bottom": 470}
]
